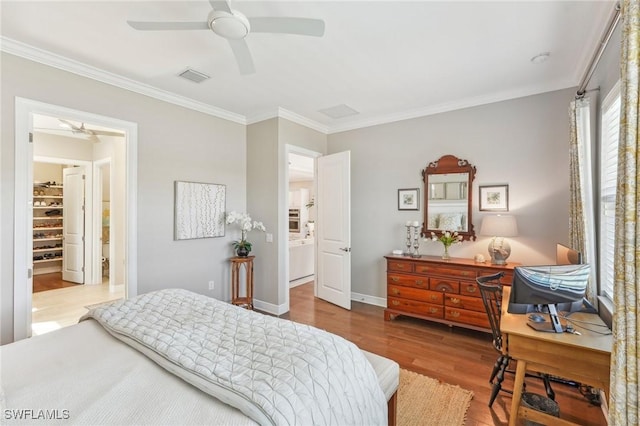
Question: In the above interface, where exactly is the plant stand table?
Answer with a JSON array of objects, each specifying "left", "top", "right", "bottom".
[{"left": 230, "top": 256, "right": 255, "bottom": 310}]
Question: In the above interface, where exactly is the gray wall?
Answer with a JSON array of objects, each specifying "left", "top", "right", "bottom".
[
  {"left": 1, "top": 53, "right": 246, "bottom": 343},
  {"left": 328, "top": 88, "right": 576, "bottom": 300},
  {"left": 247, "top": 117, "right": 326, "bottom": 309}
]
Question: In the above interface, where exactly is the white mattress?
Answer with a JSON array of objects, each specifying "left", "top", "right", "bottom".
[{"left": 0, "top": 320, "right": 255, "bottom": 425}]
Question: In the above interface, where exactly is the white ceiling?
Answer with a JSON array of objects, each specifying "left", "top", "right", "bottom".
[{"left": 1, "top": 1, "right": 615, "bottom": 134}]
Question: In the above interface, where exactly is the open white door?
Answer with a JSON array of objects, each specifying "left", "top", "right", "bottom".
[
  {"left": 316, "top": 151, "right": 351, "bottom": 310},
  {"left": 62, "top": 166, "right": 86, "bottom": 283}
]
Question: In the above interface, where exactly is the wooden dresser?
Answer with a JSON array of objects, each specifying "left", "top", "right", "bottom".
[{"left": 384, "top": 255, "right": 519, "bottom": 332}]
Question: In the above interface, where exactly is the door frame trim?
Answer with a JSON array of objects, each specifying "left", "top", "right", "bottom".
[
  {"left": 14, "top": 97, "right": 138, "bottom": 340},
  {"left": 283, "top": 145, "right": 320, "bottom": 313}
]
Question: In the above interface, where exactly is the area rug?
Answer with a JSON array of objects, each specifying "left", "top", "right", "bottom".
[{"left": 397, "top": 368, "right": 474, "bottom": 426}]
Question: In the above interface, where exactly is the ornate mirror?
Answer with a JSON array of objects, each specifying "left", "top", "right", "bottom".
[{"left": 421, "top": 155, "right": 476, "bottom": 241}]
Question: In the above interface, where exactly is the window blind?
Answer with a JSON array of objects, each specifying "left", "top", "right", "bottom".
[{"left": 599, "top": 82, "right": 621, "bottom": 301}]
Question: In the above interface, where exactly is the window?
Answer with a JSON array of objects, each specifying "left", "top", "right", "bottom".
[{"left": 599, "top": 81, "right": 621, "bottom": 301}]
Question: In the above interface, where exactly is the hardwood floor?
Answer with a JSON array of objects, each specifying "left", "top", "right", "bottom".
[
  {"left": 283, "top": 283, "right": 607, "bottom": 426},
  {"left": 33, "top": 272, "right": 79, "bottom": 292}
]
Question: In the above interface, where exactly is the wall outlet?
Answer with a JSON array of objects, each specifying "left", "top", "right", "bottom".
[
  {"left": 266, "top": 233, "right": 273, "bottom": 243},
  {"left": 208, "top": 280, "right": 215, "bottom": 290}
]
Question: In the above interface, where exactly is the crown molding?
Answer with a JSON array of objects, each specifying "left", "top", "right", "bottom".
[
  {"left": 277, "top": 108, "right": 328, "bottom": 134},
  {"left": 326, "top": 81, "right": 576, "bottom": 134},
  {"left": 0, "top": 37, "right": 246, "bottom": 125}
]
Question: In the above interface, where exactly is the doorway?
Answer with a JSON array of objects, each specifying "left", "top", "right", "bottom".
[
  {"left": 285, "top": 147, "right": 320, "bottom": 313},
  {"left": 14, "top": 98, "right": 138, "bottom": 340}
]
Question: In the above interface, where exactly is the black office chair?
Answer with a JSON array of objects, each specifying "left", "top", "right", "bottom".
[{"left": 477, "top": 272, "right": 555, "bottom": 407}]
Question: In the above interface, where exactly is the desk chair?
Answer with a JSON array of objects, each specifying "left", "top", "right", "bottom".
[{"left": 477, "top": 273, "right": 555, "bottom": 407}]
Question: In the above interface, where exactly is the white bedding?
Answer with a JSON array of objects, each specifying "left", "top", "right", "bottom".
[
  {"left": 1, "top": 290, "right": 393, "bottom": 426},
  {"left": 0, "top": 320, "right": 254, "bottom": 425},
  {"left": 81, "top": 289, "right": 387, "bottom": 425}
]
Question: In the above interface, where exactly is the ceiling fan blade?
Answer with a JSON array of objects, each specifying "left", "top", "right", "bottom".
[
  {"left": 248, "top": 17, "right": 325, "bottom": 37},
  {"left": 227, "top": 39, "right": 255, "bottom": 75},
  {"left": 209, "top": 0, "right": 231, "bottom": 13},
  {"left": 91, "top": 130, "right": 125, "bottom": 137},
  {"left": 59, "top": 119, "right": 82, "bottom": 132},
  {"left": 127, "top": 21, "right": 209, "bottom": 31}
]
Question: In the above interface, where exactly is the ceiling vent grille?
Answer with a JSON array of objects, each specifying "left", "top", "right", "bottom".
[
  {"left": 178, "top": 68, "right": 210, "bottom": 83},
  {"left": 318, "top": 104, "right": 359, "bottom": 119}
]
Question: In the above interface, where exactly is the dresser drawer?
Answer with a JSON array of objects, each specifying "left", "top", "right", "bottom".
[
  {"left": 388, "top": 285, "right": 443, "bottom": 304},
  {"left": 388, "top": 273, "right": 428, "bottom": 289},
  {"left": 445, "top": 307, "right": 490, "bottom": 329},
  {"left": 388, "top": 260, "right": 414, "bottom": 273},
  {"left": 479, "top": 269, "right": 514, "bottom": 285},
  {"left": 459, "top": 281, "right": 481, "bottom": 297},
  {"left": 387, "top": 297, "right": 443, "bottom": 318},
  {"left": 444, "top": 293, "right": 486, "bottom": 312},
  {"left": 429, "top": 278, "right": 460, "bottom": 294},
  {"left": 416, "top": 264, "right": 475, "bottom": 279}
]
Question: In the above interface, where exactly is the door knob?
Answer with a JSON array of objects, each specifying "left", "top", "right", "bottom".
[{"left": 339, "top": 247, "right": 351, "bottom": 252}]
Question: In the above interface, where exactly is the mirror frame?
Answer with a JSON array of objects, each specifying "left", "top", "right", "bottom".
[{"left": 421, "top": 155, "right": 477, "bottom": 241}]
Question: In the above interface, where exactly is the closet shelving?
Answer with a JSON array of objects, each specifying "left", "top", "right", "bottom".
[{"left": 33, "top": 183, "right": 64, "bottom": 268}]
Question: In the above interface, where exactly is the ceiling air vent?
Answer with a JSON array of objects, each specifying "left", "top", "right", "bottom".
[
  {"left": 318, "top": 104, "right": 359, "bottom": 119},
  {"left": 178, "top": 68, "right": 210, "bottom": 83}
]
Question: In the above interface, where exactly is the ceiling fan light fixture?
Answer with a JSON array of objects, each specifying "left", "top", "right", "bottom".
[{"left": 208, "top": 10, "right": 250, "bottom": 39}]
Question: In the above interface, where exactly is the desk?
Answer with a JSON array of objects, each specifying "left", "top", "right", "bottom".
[
  {"left": 230, "top": 256, "right": 254, "bottom": 310},
  {"left": 500, "top": 287, "right": 612, "bottom": 426}
]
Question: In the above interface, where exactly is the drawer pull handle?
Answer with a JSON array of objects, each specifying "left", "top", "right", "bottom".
[
  {"left": 392, "top": 288, "right": 400, "bottom": 295},
  {"left": 415, "top": 280, "right": 425, "bottom": 286},
  {"left": 394, "top": 263, "right": 404, "bottom": 269},
  {"left": 466, "top": 286, "right": 477, "bottom": 293},
  {"left": 450, "top": 311, "right": 460, "bottom": 318},
  {"left": 392, "top": 300, "right": 400, "bottom": 306},
  {"left": 450, "top": 298, "right": 461, "bottom": 304},
  {"left": 429, "top": 308, "right": 438, "bottom": 314},
  {"left": 391, "top": 276, "right": 399, "bottom": 282},
  {"left": 431, "top": 295, "right": 439, "bottom": 301},
  {"left": 461, "top": 271, "right": 471, "bottom": 276}
]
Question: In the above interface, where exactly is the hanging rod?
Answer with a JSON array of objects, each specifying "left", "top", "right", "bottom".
[{"left": 576, "top": 2, "right": 621, "bottom": 97}]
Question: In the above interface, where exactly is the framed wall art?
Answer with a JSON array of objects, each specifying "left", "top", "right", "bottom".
[
  {"left": 174, "top": 181, "right": 226, "bottom": 240},
  {"left": 398, "top": 188, "right": 420, "bottom": 211},
  {"left": 479, "top": 184, "right": 509, "bottom": 212}
]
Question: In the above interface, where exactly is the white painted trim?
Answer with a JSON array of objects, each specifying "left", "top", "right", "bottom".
[
  {"left": 34, "top": 156, "right": 94, "bottom": 286},
  {"left": 93, "top": 158, "right": 112, "bottom": 286},
  {"left": 1, "top": 36, "right": 578, "bottom": 137},
  {"left": 282, "top": 145, "right": 321, "bottom": 314},
  {"left": 252, "top": 298, "right": 287, "bottom": 316},
  {"left": 351, "top": 292, "right": 387, "bottom": 308},
  {"left": 13, "top": 97, "right": 138, "bottom": 341},
  {"left": 1, "top": 37, "right": 245, "bottom": 125}
]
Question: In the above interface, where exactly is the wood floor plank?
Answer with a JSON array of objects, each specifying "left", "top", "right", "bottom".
[{"left": 283, "top": 282, "right": 607, "bottom": 426}]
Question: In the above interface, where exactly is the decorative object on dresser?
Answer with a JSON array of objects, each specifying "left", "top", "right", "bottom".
[
  {"left": 422, "top": 155, "right": 476, "bottom": 241},
  {"left": 480, "top": 214, "right": 519, "bottom": 265},
  {"left": 479, "top": 184, "right": 509, "bottom": 211},
  {"left": 384, "top": 254, "right": 519, "bottom": 332},
  {"left": 226, "top": 211, "right": 266, "bottom": 257},
  {"left": 429, "top": 230, "right": 463, "bottom": 260},
  {"left": 404, "top": 221, "right": 421, "bottom": 257}
]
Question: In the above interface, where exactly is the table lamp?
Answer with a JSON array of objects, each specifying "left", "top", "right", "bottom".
[{"left": 480, "top": 215, "right": 518, "bottom": 265}]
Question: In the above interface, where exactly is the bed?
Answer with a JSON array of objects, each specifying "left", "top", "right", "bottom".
[{"left": 0, "top": 289, "right": 399, "bottom": 425}]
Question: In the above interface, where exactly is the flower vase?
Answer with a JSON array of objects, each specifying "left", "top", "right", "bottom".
[
  {"left": 442, "top": 245, "right": 451, "bottom": 260},
  {"left": 236, "top": 246, "right": 250, "bottom": 257}
]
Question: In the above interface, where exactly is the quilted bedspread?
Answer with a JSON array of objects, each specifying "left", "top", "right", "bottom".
[{"left": 82, "top": 289, "right": 387, "bottom": 425}]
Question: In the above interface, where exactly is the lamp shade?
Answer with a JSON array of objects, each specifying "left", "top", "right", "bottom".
[{"left": 480, "top": 215, "right": 518, "bottom": 237}]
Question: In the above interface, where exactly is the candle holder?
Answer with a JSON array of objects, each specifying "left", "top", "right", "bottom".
[
  {"left": 404, "top": 225, "right": 412, "bottom": 256},
  {"left": 411, "top": 226, "right": 421, "bottom": 258}
]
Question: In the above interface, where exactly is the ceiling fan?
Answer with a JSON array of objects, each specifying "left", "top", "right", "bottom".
[
  {"left": 58, "top": 119, "right": 125, "bottom": 138},
  {"left": 127, "top": 0, "right": 325, "bottom": 75}
]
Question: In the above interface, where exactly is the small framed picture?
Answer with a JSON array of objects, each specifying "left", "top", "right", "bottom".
[
  {"left": 479, "top": 185, "right": 509, "bottom": 211},
  {"left": 398, "top": 188, "right": 419, "bottom": 211}
]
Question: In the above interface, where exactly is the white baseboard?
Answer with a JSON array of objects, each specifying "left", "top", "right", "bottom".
[
  {"left": 289, "top": 275, "right": 314, "bottom": 288},
  {"left": 253, "top": 298, "right": 288, "bottom": 316},
  {"left": 351, "top": 291, "right": 387, "bottom": 308}
]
